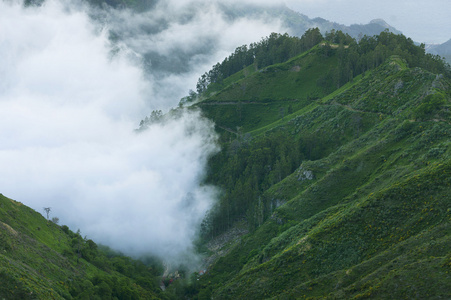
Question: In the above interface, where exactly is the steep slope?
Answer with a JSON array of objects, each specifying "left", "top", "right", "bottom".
[
  {"left": 191, "top": 37, "right": 451, "bottom": 298},
  {"left": 0, "top": 194, "right": 166, "bottom": 299},
  {"left": 197, "top": 45, "right": 339, "bottom": 133},
  {"left": 191, "top": 30, "right": 449, "bottom": 236}
]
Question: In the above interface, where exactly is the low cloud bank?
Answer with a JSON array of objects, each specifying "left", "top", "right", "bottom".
[
  {"left": 97, "top": 0, "right": 286, "bottom": 109},
  {"left": 0, "top": 0, "right": 220, "bottom": 262},
  {"left": 0, "top": 0, "right": 287, "bottom": 263}
]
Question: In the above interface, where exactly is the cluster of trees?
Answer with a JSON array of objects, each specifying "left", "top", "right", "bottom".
[
  {"left": 201, "top": 131, "right": 301, "bottom": 237},
  {"left": 317, "top": 29, "right": 450, "bottom": 91},
  {"left": 195, "top": 28, "right": 323, "bottom": 95},
  {"left": 201, "top": 130, "right": 338, "bottom": 237},
  {"left": 59, "top": 226, "right": 166, "bottom": 299},
  {"left": 195, "top": 29, "right": 449, "bottom": 98},
  {"left": 137, "top": 110, "right": 163, "bottom": 130}
]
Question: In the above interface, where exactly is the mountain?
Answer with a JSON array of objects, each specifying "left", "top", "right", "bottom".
[
  {"left": 182, "top": 30, "right": 451, "bottom": 299},
  {"left": 276, "top": 5, "right": 402, "bottom": 39},
  {"left": 86, "top": 1, "right": 402, "bottom": 77},
  {"left": 427, "top": 38, "right": 451, "bottom": 64},
  {"left": 186, "top": 3, "right": 402, "bottom": 40},
  {"left": 3, "top": 2, "right": 450, "bottom": 299},
  {"left": 4, "top": 28, "right": 450, "bottom": 299}
]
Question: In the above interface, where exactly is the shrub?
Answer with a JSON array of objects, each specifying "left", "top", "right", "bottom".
[{"left": 414, "top": 93, "right": 446, "bottom": 120}]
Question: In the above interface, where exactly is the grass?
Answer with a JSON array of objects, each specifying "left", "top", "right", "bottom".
[
  {"left": 202, "top": 48, "right": 338, "bottom": 104},
  {"left": 0, "top": 194, "right": 166, "bottom": 299},
  {"left": 197, "top": 48, "right": 346, "bottom": 136}
]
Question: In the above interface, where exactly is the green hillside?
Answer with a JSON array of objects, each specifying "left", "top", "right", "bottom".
[
  {"left": 197, "top": 49, "right": 336, "bottom": 133},
  {"left": 2, "top": 24, "right": 450, "bottom": 299},
  {"left": 186, "top": 31, "right": 451, "bottom": 299},
  {"left": 0, "top": 194, "right": 168, "bottom": 299}
]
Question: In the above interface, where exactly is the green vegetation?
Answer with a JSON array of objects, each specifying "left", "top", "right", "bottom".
[
  {"left": 194, "top": 29, "right": 324, "bottom": 97},
  {"left": 2, "top": 21, "right": 450, "bottom": 298},
  {"left": 183, "top": 30, "right": 451, "bottom": 299},
  {"left": 191, "top": 29, "right": 448, "bottom": 104},
  {"left": 0, "top": 194, "right": 169, "bottom": 299},
  {"left": 194, "top": 30, "right": 450, "bottom": 238}
]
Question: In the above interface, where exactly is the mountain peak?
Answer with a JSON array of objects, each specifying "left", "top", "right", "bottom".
[{"left": 369, "top": 18, "right": 390, "bottom": 27}]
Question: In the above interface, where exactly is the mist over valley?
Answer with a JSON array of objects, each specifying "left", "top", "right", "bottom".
[{"left": 0, "top": 0, "right": 450, "bottom": 299}]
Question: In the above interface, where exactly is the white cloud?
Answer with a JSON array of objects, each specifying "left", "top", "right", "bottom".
[
  {"left": 0, "top": 0, "right": 219, "bottom": 263},
  {"left": 99, "top": 0, "right": 286, "bottom": 109}
]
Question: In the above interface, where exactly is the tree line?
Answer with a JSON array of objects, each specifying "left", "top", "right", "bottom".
[
  {"left": 192, "top": 28, "right": 449, "bottom": 99},
  {"left": 195, "top": 28, "right": 323, "bottom": 96},
  {"left": 316, "top": 29, "right": 450, "bottom": 91}
]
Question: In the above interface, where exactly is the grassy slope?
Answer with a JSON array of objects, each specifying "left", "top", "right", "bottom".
[
  {"left": 0, "top": 194, "right": 164, "bottom": 299},
  {"left": 197, "top": 46, "right": 338, "bottom": 133},
  {"left": 0, "top": 194, "right": 75, "bottom": 299},
  {"left": 196, "top": 55, "right": 451, "bottom": 299}
]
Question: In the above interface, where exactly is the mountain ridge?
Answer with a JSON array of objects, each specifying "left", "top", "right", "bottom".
[{"left": 186, "top": 31, "right": 451, "bottom": 299}]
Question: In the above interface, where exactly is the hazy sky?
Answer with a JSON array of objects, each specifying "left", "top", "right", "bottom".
[{"left": 286, "top": 0, "right": 451, "bottom": 44}]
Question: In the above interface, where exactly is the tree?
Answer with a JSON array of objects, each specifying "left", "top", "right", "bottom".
[
  {"left": 43, "top": 207, "right": 51, "bottom": 220},
  {"left": 301, "top": 28, "right": 323, "bottom": 50}
]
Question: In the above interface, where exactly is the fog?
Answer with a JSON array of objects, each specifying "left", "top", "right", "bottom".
[
  {"left": 0, "top": 0, "right": 285, "bottom": 263},
  {"left": 93, "top": 0, "right": 285, "bottom": 109}
]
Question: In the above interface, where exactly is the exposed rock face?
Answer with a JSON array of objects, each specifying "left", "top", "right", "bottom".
[
  {"left": 202, "top": 221, "right": 249, "bottom": 269},
  {"left": 297, "top": 167, "right": 314, "bottom": 181}
]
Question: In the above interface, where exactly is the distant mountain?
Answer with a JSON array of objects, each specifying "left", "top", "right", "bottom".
[
  {"left": 218, "top": 3, "right": 402, "bottom": 39},
  {"left": 427, "top": 38, "right": 451, "bottom": 64},
  {"left": 343, "top": 18, "right": 402, "bottom": 37},
  {"left": 87, "top": 1, "right": 402, "bottom": 77},
  {"left": 277, "top": 4, "right": 402, "bottom": 39}
]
